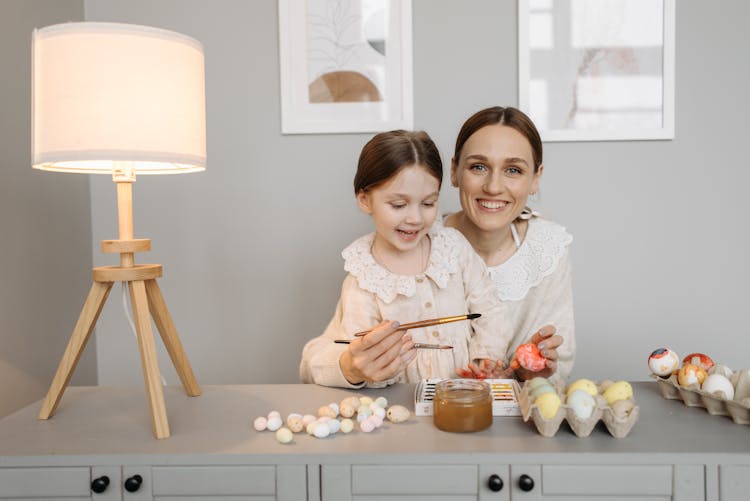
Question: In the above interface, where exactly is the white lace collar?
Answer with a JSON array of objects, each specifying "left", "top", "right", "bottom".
[
  {"left": 342, "top": 227, "right": 463, "bottom": 304},
  {"left": 487, "top": 218, "right": 572, "bottom": 301}
]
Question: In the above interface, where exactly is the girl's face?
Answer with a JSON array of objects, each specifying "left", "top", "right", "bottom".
[
  {"left": 357, "top": 164, "right": 440, "bottom": 256},
  {"left": 451, "top": 124, "right": 542, "bottom": 234}
]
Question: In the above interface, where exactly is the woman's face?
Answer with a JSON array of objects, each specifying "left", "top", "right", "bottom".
[{"left": 451, "top": 124, "right": 542, "bottom": 234}]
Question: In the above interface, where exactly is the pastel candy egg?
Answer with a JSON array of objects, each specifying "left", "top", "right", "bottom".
[
  {"left": 374, "top": 396, "right": 388, "bottom": 408},
  {"left": 266, "top": 416, "right": 283, "bottom": 432},
  {"left": 306, "top": 422, "right": 318, "bottom": 435},
  {"left": 359, "top": 396, "right": 374, "bottom": 406},
  {"left": 359, "top": 418, "right": 375, "bottom": 433},
  {"left": 602, "top": 381, "right": 633, "bottom": 405},
  {"left": 340, "top": 418, "right": 354, "bottom": 433},
  {"left": 356, "top": 412, "right": 369, "bottom": 423},
  {"left": 313, "top": 423, "right": 330, "bottom": 438},
  {"left": 328, "top": 403, "right": 340, "bottom": 416},
  {"left": 386, "top": 404, "right": 410, "bottom": 423},
  {"left": 287, "top": 416, "right": 304, "bottom": 433},
  {"left": 702, "top": 373, "right": 734, "bottom": 400},
  {"left": 267, "top": 410, "right": 281, "bottom": 420},
  {"left": 327, "top": 419, "right": 341, "bottom": 434},
  {"left": 372, "top": 406, "right": 386, "bottom": 419},
  {"left": 253, "top": 416, "right": 267, "bottom": 431},
  {"left": 369, "top": 414, "right": 384, "bottom": 428},
  {"left": 535, "top": 391, "right": 562, "bottom": 419},
  {"left": 302, "top": 414, "right": 317, "bottom": 425},
  {"left": 339, "top": 402, "right": 356, "bottom": 418},
  {"left": 566, "top": 389, "right": 596, "bottom": 419},
  {"left": 317, "top": 405, "right": 337, "bottom": 418},
  {"left": 677, "top": 364, "right": 706, "bottom": 387},
  {"left": 566, "top": 378, "right": 598, "bottom": 397},
  {"left": 647, "top": 348, "right": 680, "bottom": 377},
  {"left": 275, "top": 427, "right": 293, "bottom": 444}
]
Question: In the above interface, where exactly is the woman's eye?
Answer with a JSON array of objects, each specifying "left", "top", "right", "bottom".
[
  {"left": 506, "top": 166, "right": 522, "bottom": 175},
  {"left": 468, "top": 163, "right": 488, "bottom": 172}
]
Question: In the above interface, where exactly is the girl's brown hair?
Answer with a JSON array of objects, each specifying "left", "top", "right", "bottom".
[
  {"left": 354, "top": 130, "right": 442, "bottom": 193},
  {"left": 453, "top": 106, "right": 543, "bottom": 172}
]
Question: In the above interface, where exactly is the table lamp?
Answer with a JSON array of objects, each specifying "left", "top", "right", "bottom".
[{"left": 32, "top": 22, "right": 206, "bottom": 439}]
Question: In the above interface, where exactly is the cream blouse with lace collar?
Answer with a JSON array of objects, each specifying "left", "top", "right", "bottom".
[{"left": 300, "top": 226, "right": 512, "bottom": 388}]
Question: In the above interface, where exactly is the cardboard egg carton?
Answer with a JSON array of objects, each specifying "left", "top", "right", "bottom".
[
  {"left": 651, "top": 367, "right": 750, "bottom": 425},
  {"left": 518, "top": 381, "right": 639, "bottom": 438}
]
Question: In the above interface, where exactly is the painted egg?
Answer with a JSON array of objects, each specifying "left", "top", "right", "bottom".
[
  {"left": 701, "top": 373, "right": 734, "bottom": 400},
  {"left": 515, "top": 343, "right": 547, "bottom": 372},
  {"left": 317, "top": 405, "right": 337, "bottom": 418},
  {"left": 534, "top": 391, "right": 562, "bottom": 419},
  {"left": 677, "top": 364, "right": 707, "bottom": 387},
  {"left": 526, "top": 377, "right": 551, "bottom": 391},
  {"left": 287, "top": 416, "right": 304, "bottom": 433},
  {"left": 682, "top": 353, "right": 715, "bottom": 372},
  {"left": 566, "top": 389, "right": 596, "bottom": 419},
  {"left": 647, "top": 348, "right": 680, "bottom": 377},
  {"left": 602, "top": 381, "right": 633, "bottom": 405},
  {"left": 529, "top": 383, "right": 556, "bottom": 401},
  {"left": 340, "top": 418, "right": 354, "bottom": 433},
  {"left": 566, "top": 378, "right": 598, "bottom": 397}
]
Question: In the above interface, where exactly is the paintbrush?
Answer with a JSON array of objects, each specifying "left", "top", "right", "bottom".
[
  {"left": 352, "top": 313, "right": 481, "bottom": 337},
  {"left": 334, "top": 340, "right": 453, "bottom": 350}
]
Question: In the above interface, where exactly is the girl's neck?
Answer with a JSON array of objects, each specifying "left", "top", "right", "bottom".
[
  {"left": 371, "top": 235, "right": 430, "bottom": 276},
  {"left": 447, "top": 212, "right": 523, "bottom": 267}
]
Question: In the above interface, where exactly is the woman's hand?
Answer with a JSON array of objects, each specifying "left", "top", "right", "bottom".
[
  {"left": 456, "top": 359, "right": 514, "bottom": 379},
  {"left": 339, "top": 320, "right": 416, "bottom": 384},
  {"left": 513, "top": 325, "right": 562, "bottom": 381}
]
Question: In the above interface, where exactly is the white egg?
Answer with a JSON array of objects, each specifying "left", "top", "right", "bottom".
[
  {"left": 566, "top": 389, "right": 596, "bottom": 419},
  {"left": 313, "top": 423, "right": 330, "bottom": 438},
  {"left": 253, "top": 416, "right": 267, "bottom": 431},
  {"left": 702, "top": 373, "right": 735, "bottom": 400},
  {"left": 266, "top": 416, "right": 283, "bottom": 432},
  {"left": 374, "top": 396, "right": 388, "bottom": 408}
]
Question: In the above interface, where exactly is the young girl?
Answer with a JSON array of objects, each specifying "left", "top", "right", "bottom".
[{"left": 299, "top": 130, "right": 512, "bottom": 388}]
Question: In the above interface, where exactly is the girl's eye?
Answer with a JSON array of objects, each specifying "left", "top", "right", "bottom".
[
  {"left": 390, "top": 203, "right": 406, "bottom": 209},
  {"left": 422, "top": 201, "right": 436, "bottom": 207}
]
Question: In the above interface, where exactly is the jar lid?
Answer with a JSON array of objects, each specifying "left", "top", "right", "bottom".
[{"left": 435, "top": 379, "right": 491, "bottom": 403}]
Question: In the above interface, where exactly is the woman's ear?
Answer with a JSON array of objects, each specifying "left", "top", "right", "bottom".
[
  {"left": 530, "top": 164, "right": 544, "bottom": 194},
  {"left": 356, "top": 191, "right": 373, "bottom": 214},
  {"left": 450, "top": 158, "right": 459, "bottom": 187}
]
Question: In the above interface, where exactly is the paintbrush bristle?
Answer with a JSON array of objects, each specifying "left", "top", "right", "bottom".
[{"left": 467, "top": 313, "right": 481, "bottom": 319}]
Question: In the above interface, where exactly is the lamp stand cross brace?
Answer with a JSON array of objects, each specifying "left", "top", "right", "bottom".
[{"left": 37, "top": 168, "right": 201, "bottom": 439}]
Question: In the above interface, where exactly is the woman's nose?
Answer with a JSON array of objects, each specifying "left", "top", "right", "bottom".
[{"left": 483, "top": 171, "right": 505, "bottom": 194}]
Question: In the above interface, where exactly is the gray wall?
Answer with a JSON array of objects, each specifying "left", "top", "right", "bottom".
[
  {"left": 0, "top": 0, "right": 93, "bottom": 418},
  {"left": 79, "top": 0, "right": 750, "bottom": 386}
]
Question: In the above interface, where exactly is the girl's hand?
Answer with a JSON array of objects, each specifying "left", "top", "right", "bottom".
[
  {"left": 339, "top": 320, "right": 416, "bottom": 384},
  {"left": 513, "top": 325, "right": 562, "bottom": 381},
  {"left": 456, "top": 359, "right": 514, "bottom": 379}
]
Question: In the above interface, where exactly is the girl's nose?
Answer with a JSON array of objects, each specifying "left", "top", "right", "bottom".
[{"left": 405, "top": 205, "right": 423, "bottom": 224}]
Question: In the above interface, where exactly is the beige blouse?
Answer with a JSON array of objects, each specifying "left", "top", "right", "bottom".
[{"left": 299, "top": 226, "right": 512, "bottom": 388}]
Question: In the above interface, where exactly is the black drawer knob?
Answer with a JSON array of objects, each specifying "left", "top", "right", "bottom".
[
  {"left": 90, "top": 475, "right": 110, "bottom": 493},
  {"left": 487, "top": 473, "right": 504, "bottom": 492},
  {"left": 124, "top": 474, "right": 143, "bottom": 493},
  {"left": 518, "top": 473, "right": 535, "bottom": 491}
]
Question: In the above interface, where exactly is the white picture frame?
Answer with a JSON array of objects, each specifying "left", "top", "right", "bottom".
[
  {"left": 278, "top": 0, "right": 413, "bottom": 134},
  {"left": 518, "top": 0, "right": 675, "bottom": 142}
]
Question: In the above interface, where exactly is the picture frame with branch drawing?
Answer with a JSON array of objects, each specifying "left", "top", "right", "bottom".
[{"left": 279, "top": 0, "right": 413, "bottom": 134}]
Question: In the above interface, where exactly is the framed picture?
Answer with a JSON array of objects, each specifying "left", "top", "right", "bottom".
[
  {"left": 518, "top": 0, "right": 675, "bottom": 141},
  {"left": 278, "top": 0, "right": 413, "bottom": 134}
]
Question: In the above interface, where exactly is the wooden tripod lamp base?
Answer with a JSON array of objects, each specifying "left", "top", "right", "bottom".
[{"left": 37, "top": 181, "right": 201, "bottom": 439}]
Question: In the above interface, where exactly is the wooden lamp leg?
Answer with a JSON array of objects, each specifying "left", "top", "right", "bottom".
[
  {"left": 145, "top": 279, "right": 201, "bottom": 397},
  {"left": 129, "top": 279, "right": 170, "bottom": 439},
  {"left": 38, "top": 281, "right": 113, "bottom": 420}
]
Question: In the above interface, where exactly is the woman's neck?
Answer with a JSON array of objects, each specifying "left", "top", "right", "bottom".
[{"left": 446, "top": 212, "right": 523, "bottom": 267}]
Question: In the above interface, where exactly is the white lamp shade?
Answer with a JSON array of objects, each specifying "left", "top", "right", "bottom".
[{"left": 32, "top": 22, "right": 206, "bottom": 175}]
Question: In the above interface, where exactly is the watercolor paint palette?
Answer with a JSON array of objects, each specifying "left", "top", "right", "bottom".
[{"left": 414, "top": 378, "right": 521, "bottom": 417}]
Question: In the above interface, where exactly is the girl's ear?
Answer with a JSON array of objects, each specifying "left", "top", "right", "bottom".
[
  {"left": 356, "top": 191, "right": 373, "bottom": 214},
  {"left": 450, "top": 158, "right": 459, "bottom": 187}
]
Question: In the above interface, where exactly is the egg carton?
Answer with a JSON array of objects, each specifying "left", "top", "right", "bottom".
[
  {"left": 518, "top": 381, "right": 639, "bottom": 438},
  {"left": 651, "top": 369, "right": 750, "bottom": 425}
]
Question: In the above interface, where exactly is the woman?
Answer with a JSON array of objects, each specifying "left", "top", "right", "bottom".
[{"left": 445, "top": 106, "right": 575, "bottom": 382}]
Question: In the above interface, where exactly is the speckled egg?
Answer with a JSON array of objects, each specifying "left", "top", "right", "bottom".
[
  {"left": 253, "top": 416, "right": 267, "bottom": 431},
  {"left": 566, "top": 389, "right": 596, "bottom": 419},
  {"left": 386, "top": 404, "right": 410, "bottom": 423},
  {"left": 701, "top": 373, "right": 734, "bottom": 400},
  {"left": 648, "top": 348, "right": 680, "bottom": 377},
  {"left": 275, "top": 427, "right": 293, "bottom": 444},
  {"left": 602, "top": 381, "right": 633, "bottom": 405}
]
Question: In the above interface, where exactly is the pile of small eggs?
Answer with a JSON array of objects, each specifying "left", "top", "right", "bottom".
[
  {"left": 253, "top": 395, "right": 411, "bottom": 444},
  {"left": 521, "top": 377, "right": 638, "bottom": 437}
]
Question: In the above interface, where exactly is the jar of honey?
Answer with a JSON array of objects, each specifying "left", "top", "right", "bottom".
[{"left": 433, "top": 379, "right": 493, "bottom": 432}]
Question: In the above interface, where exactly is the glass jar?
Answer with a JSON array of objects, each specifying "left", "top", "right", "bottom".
[{"left": 433, "top": 379, "right": 493, "bottom": 432}]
